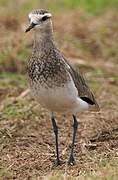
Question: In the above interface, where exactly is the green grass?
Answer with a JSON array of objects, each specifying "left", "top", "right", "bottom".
[
  {"left": 0, "top": 0, "right": 118, "bottom": 15},
  {"left": 0, "top": 166, "right": 12, "bottom": 179},
  {"left": 48, "top": 0, "right": 118, "bottom": 14},
  {"left": 0, "top": 73, "right": 26, "bottom": 88},
  {"left": 0, "top": 98, "right": 34, "bottom": 120}
]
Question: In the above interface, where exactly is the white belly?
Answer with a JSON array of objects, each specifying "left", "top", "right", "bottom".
[{"left": 30, "top": 79, "right": 88, "bottom": 114}]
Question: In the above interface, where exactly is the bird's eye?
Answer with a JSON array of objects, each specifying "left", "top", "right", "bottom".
[{"left": 42, "top": 16, "right": 48, "bottom": 21}]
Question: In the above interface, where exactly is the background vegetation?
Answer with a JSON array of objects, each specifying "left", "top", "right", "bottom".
[{"left": 0, "top": 0, "right": 118, "bottom": 179}]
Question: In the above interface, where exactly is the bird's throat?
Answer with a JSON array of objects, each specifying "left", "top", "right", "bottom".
[{"left": 32, "top": 30, "right": 54, "bottom": 58}]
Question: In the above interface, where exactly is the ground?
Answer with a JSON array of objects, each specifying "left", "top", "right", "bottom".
[{"left": 0, "top": 0, "right": 118, "bottom": 179}]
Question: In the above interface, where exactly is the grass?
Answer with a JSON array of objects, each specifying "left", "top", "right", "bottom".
[
  {"left": 0, "top": 73, "right": 26, "bottom": 89},
  {"left": 46, "top": 160, "right": 118, "bottom": 180},
  {"left": 48, "top": 0, "right": 118, "bottom": 14},
  {"left": 0, "top": 166, "right": 13, "bottom": 179},
  {"left": 1, "top": 98, "right": 30, "bottom": 120},
  {"left": 0, "top": 0, "right": 118, "bottom": 15},
  {"left": 0, "top": 0, "right": 118, "bottom": 179}
]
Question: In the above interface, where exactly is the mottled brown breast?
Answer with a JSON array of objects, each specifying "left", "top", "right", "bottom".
[{"left": 27, "top": 49, "right": 70, "bottom": 89}]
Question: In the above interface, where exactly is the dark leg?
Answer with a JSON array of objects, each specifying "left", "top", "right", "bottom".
[
  {"left": 68, "top": 115, "right": 78, "bottom": 165},
  {"left": 51, "top": 114, "right": 60, "bottom": 166}
]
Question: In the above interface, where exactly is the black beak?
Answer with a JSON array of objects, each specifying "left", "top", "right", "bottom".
[{"left": 25, "top": 22, "right": 36, "bottom": 33}]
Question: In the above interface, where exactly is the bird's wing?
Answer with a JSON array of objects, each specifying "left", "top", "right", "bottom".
[{"left": 63, "top": 57, "right": 100, "bottom": 111}]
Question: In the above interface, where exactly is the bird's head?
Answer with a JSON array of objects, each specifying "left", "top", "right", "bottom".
[{"left": 25, "top": 9, "right": 52, "bottom": 33}]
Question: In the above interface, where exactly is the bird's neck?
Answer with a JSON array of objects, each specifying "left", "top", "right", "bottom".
[{"left": 32, "top": 26, "right": 55, "bottom": 57}]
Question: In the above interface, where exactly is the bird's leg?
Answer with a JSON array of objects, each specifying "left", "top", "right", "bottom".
[
  {"left": 68, "top": 115, "right": 78, "bottom": 165},
  {"left": 51, "top": 114, "right": 60, "bottom": 166}
]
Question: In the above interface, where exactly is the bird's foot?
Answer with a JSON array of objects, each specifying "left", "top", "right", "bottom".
[
  {"left": 52, "top": 158, "right": 62, "bottom": 168},
  {"left": 68, "top": 155, "right": 75, "bottom": 166}
]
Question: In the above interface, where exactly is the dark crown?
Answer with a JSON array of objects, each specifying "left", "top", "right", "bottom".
[{"left": 31, "top": 9, "right": 49, "bottom": 15}]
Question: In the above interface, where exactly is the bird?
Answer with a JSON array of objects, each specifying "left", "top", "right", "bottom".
[{"left": 25, "top": 9, "right": 99, "bottom": 166}]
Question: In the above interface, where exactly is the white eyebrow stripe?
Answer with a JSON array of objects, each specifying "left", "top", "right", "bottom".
[
  {"left": 42, "top": 13, "right": 52, "bottom": 17},
  {"left": 29, "top": 13, "right": 52, "bottom": 19}
]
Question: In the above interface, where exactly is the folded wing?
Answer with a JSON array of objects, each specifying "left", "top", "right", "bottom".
[{"left": 63, "top": 57, "right": 100, "bottom": 111}]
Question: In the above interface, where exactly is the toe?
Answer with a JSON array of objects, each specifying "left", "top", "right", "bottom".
[{"left": 68, "top": 155, "right": 75, "bottom": 166}]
